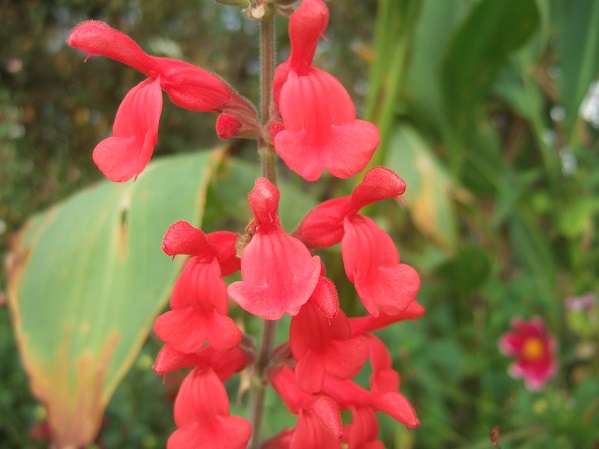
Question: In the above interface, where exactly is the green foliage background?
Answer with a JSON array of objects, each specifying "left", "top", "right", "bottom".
[{"left": 1, "top": 0, "right": 598, "bottom": 448}]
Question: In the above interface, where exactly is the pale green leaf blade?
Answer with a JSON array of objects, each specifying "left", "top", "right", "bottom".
[{"left": 8, "top": 149, "right": 221, "bottom": 448}]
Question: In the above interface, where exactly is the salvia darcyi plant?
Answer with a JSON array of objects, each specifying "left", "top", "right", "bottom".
[{"left": 67, "top": 0, "right": 423, "bottom": 447}]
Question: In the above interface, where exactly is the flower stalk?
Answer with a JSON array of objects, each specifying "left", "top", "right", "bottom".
[
  {"left": 258, "top": 2, "right": 277, "bottom": 186},
  {"left": 67, "top": 2, "right": 423, "bottom": 448},
  {"left": 248, "top": 5, "right": 278, "bottom": 448}
]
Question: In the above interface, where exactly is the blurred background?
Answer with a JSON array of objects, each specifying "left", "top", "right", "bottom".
[{"left": 1, "top": 0, "right": 598, "bottom": 448}]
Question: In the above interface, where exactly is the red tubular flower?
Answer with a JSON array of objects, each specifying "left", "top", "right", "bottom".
[
  {"left": 342, "top": 407, "right": 384, "bottom": 449},
  {"left": 362, "top": 334, "right": 399, "bottom": 393},
  {"left": 321, "top": 376, "right": 419, "bottom": 429},
  {"left": 297, "top": 167, "right": 419, "bottom": 316},
  {"left": 349, "top": 301, "right": 426, "bottom": 336},
  {"left": 68, "top": 21, "right": 259, "bottom": 182},
  {"left": 153, "top": 344, "right": 252, "bottom": 380},
  {"left": 272, "top": 0, "right": 379, "bottom": 181},
  {"left": 228, "top": 178, "right": 321, "bottom": 320},
  {"left": 154, "top": 221, "right": 241, "bottom": 352},
  {"left": 168, "top": 368, "right": 251, "bottom": 449},
  {"left": 342, "top": 215, "right": 419, "bottom": 316},
  {"left": 91, "top": 77, "right": 162, "bottom": 182},
  {"left": 269, "top": 367, "right": 343, "bottom": 449},
  {"left": 499, "top": 317, "right": 558, "bottom": 390},
  {"left": 290, "top": 302, "right": 368, "bottom": 393}
]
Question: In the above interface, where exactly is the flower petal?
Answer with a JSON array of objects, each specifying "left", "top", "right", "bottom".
[
  {"left": 162, "top": 221, "right": 209, "bottom": 258},
  {"left": 354, "top": 264, "right": 420, "bottom": 317},
  {"left": 288, "top": 0, "right": 329, "bottom": 73},
  {"left": 170, "top": 258, "right": 228, "bottom": 312},
  {"left": 342, "top": 215, "right": 418, "bottom": 316},
  {"left": 153, "top": 345, "right": 251, "bottom": 380},
  {"left": 171, "top": 369, "right": 252, "bottom": 449},
  {"left": 351, "top": 167, "right": 406, "bottom": 211},
  {"left": 67, "top": 21, "right": 155, "bottom": 75},
  {"left": 296, "top": 197, "right": 353, "bottom": 248},
  {"left": 206, "top": 231, "right": 241, "bottom": 276},
  {"left": 349, "top": 302, "right": 426, "bottom": 336},
  {"left": 150, "top": 56, "right": 232, "bottom": 112},
  {"left": 153, "top": 307, "right": 210, "bottom": 353},
  {"left": 275, "top": 69, "right": 378, "bottom": 181},
  {"left": 308, "top": 276, "right": 339, "bottom": 318},
  {"left": 248, "top": 177, "right": 280, "bottom": 226},
  {"left": 92, "top": 78, "right": 162, "bottom": 182},
  {"left": 228, "top": 228, "right": 321, "bottom": 320}
]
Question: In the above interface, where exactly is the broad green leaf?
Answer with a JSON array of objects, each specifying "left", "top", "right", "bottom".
[
  {"left": 7, "top": 149, "right": 222, "bottom": 448},
  {"left": 558, "top": 0, "right": 599, "bottom": 145},
  {"left": 365, "top": 0, "right": 421, "bottom": 165},
  {"left": 441, "top": 0, "right": 539, "bottom": 132},
  {"left": 387, "top": 126, "right": 461, "bottom": 250},
  {"left": 405, "top": 0, "right": 465, "bottom": 130}
]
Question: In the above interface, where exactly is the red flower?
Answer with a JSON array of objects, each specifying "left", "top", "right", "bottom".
[
  {"left": 321, "top": 376, "right": 419, "bottom": 429},
  {"left": 499, "top": 317, "right": 558, "bottom": 390},
  {"left": 342, "top": 407, "right": 384, "bottom": 449},
  {"left": 297, "top": 167, "right": 419, "bottom": 316},
  {"left": 92, "top": 77, "right": 162, "bottom": 182},
  {"left": 228, "top": 178, "right": 321, "bottom": 320},
  {"left": 272, "top": 0, "right": 379, "bottom": 181},
  {"left": 290, "top": 302, "right": 368, "bottom": 393},
  {"left": 269, "top": 366, "right": 343, "bottom": 449},
  {"left": 153, "top": 344, "right": 252, "bottom": 380},
  {"left": 168, "top": 368, "right": 252, "bottom": 449},
  {"left": 68, "top": 21, "right": 258, "bottom": 182},
  {"left": 154, "top": 221, "right": 241, "bottom": 352},
  {"left": 348, "top": 301, "right": 426, "bottom": 336}
]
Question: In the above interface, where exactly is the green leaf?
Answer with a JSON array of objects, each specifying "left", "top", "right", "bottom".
[
  {"left": 365, "top": 0, "right": 421, "bottom": 164},
  {"left": 7, "top": 149, "right": 222, "bottom": 448},
  {"left": 405, "top": 0, "right": 465, "bottom": 130},
  {"left": 558, "top": 0, "right": 599, "bottom": 145},
  {"left": 509, "top": 210, "right": 558, "bottom": 305},
  {"left": 441, "top": 0, "right": 540, "bottom": 132},
  {"left": 386, "top": 126, "right": 461, "bottom": 250}
]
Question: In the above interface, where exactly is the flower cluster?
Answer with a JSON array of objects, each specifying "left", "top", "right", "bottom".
[{"left": 68, "top": 0, "right": 423, "bottom": 447}]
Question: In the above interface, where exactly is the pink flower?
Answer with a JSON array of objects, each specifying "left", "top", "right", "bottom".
[
  {"left": 228, "top": 178, "right": 321, "bottom": 320},
  {"left": 499, "top": 317, "right": 558, "bottom": 390},
  {"left": 272, "top": 0, "right": 379, "bottom": 181},
  {"left": 68, "top": 21, "right": 258, "bottom": 182},
  {"left": 153, "top": 221, "right": 242, "bottom": 352},
  {"left": 297, "top": 167, "right": 419, "bottom": 316}
]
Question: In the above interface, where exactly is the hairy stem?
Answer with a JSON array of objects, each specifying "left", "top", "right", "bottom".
[
  {"left": 248, "top": 5, "right": 278, "bottom": 449},
  {"left": 248, "top": 319, "right": 278, "bottom": 449},
  {"left": 258, "top": 2, "right": 277, "bottom": 185}
]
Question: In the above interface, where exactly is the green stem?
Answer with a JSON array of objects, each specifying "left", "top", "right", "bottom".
[
  {"left": 258, "top": 4, "right": 277, "bottom": 185},
  {"left": 248, "top": 6, "right": 278, "bottom": 449},
  {"left": 247, "top": 319, "right": 278, "bottom": 449}
]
